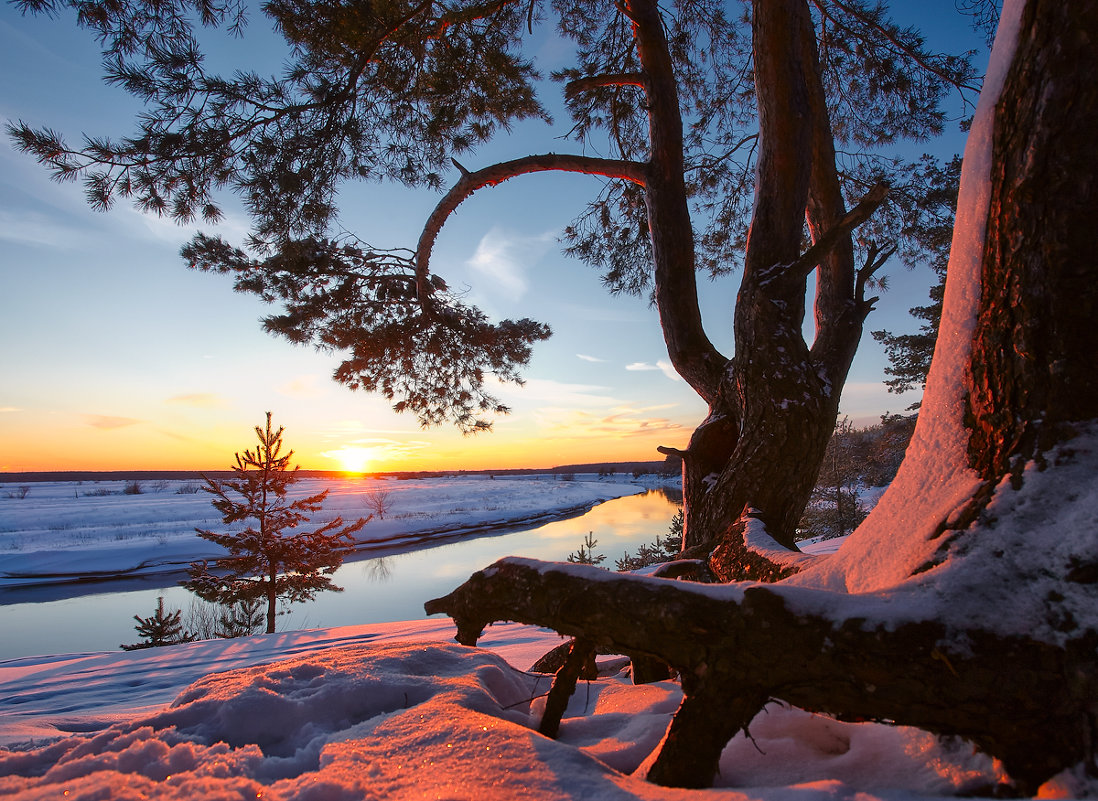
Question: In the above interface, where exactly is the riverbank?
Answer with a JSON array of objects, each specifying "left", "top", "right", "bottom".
[{"left": 1, "top": 474, "right": 665, "bottom": 587}]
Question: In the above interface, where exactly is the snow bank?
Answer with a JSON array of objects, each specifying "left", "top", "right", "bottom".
[{"left": 3, "top": 618, "right": 1056, "bottom": 800}]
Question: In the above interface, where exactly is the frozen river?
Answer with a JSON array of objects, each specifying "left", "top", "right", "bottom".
[{"left": 0, "top": 481, "right": 680, "bottom": 660}]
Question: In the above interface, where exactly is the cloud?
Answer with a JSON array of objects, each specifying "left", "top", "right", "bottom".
[
  {"left": 84, "top": 415, "right": 142, "bottom": 430},
  {"left": 498, "top": 378, "right": 617, "bottom": 408},
  {"left": 166, "top": 393, "right": 227, "bottom": 408},
  {"left": 0, "top": 209, "right": 93, "bottom": 250},
  {"left": 467, "top": 227, "right": 554, "bottom": 301},
  {"left": 0, "top": 407, "right": 21, "bottom": 413},
  {"left": 656, "top": 360, "right": 682, "bottom": 382},
  {"left": 536, "top": 405, "right": 687, "bottom": 440},
  {"left": 625, "top": 360, "right": 682, "bottom": 382},
  {"left": 576, "top": 354, "right": 606, "bottom": 363}
]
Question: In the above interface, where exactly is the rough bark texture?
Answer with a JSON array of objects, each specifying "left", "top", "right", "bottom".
[
  {"left": 966, "top": 0, "right": 1098, "bottom": 479},
  {"left": 425, "top": 558, "right": 1098, "bottom": 792}
]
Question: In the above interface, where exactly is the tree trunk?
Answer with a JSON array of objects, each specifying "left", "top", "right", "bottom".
[
  {"left": 671, "top": 0, "right": 870, "bottom": 558},
  {"left": 267, "top": 571, "right": 278, "bottom": 634},
  {"left": 965, "top": 0, "right": 1098, "bottom": 478}
]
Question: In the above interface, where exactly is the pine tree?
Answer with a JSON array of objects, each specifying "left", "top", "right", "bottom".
[
  {"left": 566, "top": 532, "right": 605, "bottom": 565},
  {"left": 216, "top": 598, "right": 266, "bottom": 639},
  {"left": 121, "top": 597, "right": 194, "bottom": 651},
  {"left": 183, "top": 413, "right": 368, "bottom": 633}
]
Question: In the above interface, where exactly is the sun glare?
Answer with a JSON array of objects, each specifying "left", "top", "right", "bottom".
[{"left": 325, "top": 447, "right": 375, "bottom": 474}]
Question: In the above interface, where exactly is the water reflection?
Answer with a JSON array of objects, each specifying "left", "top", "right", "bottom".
[
  {"left": 0, "top": 490, "right": 681, "bottom": 661},
  {"left": 360, "top": 557, "right": 394, "bottom": 583}
]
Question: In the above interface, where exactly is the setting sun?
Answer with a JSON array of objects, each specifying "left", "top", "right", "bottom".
[{"left": 324, "top": 447, "right": 376, "bottom": 474}]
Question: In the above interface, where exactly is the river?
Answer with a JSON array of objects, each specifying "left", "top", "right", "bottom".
[{"left": 0, "top": 489, "right": 681, "bottom": 661}]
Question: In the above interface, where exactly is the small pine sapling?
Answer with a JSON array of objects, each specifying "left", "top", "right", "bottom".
[
  {"left": 615, "top": 509, "right": 683, "bottom": 571},
  {"left": 216, "top": 598, "right": 266, "bottom": 638},
  {"left": 184, "top": 413, "right": 368, "bottom": 633},
  {"left": 567, "top": 531, "right": 606, "bottom": 565},
  {"left": 121, "top": 597, "right": 195, "bottom": 650}
]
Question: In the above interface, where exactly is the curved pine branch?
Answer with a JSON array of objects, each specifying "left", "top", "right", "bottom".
[{"left": 414, "top": 153, "right": 647, "bottom": 304}]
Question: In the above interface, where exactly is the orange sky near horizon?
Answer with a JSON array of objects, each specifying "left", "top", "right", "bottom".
[{"left": 0, "top": 409, "right": 697, "bottom": 474}]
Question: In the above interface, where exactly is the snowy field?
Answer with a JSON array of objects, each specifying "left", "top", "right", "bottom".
[
  {"left": 0, "top": 474, "right": 650, "bottom": 585},
  {"left": 0, "top": 472, "right": 1019, "bottom": 801}
]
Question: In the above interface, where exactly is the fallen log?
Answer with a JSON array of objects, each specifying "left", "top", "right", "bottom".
[{"left": 425, "top": 555, "right": 1098, "bottom": 792}]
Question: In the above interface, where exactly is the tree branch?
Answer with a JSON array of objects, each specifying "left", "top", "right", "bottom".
[
  {"left": 790, "top": 181, "right": 890, "bottom": 280},
  {"left": 564, "top": 72, "right": 647, "bottom": 97},
  {"left": 855, "top": 242, "right": 897, "bottom": 308},
  {"left": 415, "top": 154, "right": 646, "bottom": 305}
]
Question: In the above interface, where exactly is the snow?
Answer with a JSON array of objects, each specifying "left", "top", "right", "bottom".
[
  {"left": 5, "top": 617, "right": 1061, "bottom": 800},
  {"left": 3, "top": 4, "right": 1095, "bottom": 797},
  {"left": 0, "top": 475, "right": 647, "bottom": 585}
]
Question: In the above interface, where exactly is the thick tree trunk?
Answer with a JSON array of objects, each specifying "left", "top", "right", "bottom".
[
  {"left": 965, "top": 0, "right": 1098, "bottom": 478},
  {"left": 672, "top": 0, "right": 871, "bottom": 557}
]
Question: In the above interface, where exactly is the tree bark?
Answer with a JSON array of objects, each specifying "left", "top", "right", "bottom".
[
  {"left": 676, "top": 0, "right": 877, "bottom": 556},
  {"left": 965, "top": 0, "right": 1098, "bottom": 479}
]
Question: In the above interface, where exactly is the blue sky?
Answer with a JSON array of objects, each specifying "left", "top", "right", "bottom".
[{"left": 0, "top": 1, "right": 983, "bottom": 472}]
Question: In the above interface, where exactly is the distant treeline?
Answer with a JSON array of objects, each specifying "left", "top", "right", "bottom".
[{"left": 0, "top": 461, "right": 678, "bottom": 484}]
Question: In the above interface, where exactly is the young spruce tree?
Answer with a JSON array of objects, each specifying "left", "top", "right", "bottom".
[
  {"left": 185, "top": 413, "right": 368, "bottom": 633},
  {"left": 121, "top": 597, "right": 194, "bottom": 651}
]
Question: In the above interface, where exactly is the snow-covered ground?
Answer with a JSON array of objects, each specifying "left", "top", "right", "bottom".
[
  {"left": 0, "top": 475, "right": 650, "bottom": 585},
  {"left": 0, "top": 469, "right": 1073, "bottom": 800},
  {"left": 0, "top": 472, "right": 1015, "bottom": 800},
  {"left": 0, "top": 615, "right": 1040, "bottom": 800}
]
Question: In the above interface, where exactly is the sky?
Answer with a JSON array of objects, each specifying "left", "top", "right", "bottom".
[{"left": 0, "top": 1, "right": 983, "bottom": 474}]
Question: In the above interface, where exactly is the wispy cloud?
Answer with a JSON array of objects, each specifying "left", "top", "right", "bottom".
[
  {"left": 536, "top": 405, "right": 687, "bottom": 440},
  {"left": 0, "top": 209, "right": 93, "bottom": 250},
  {"left": 467, "top": 227, "right": 554, "bottom": 301},
  {"left": 0, "top": 407, "right": 21, "bottom": 413},
  {"left": 625, "top": 360, "right": 681, "bottom": 382},
  {"left": 576, "top": 354, "right": 606, "bottom": 363},
  {"left": 498, "top": 378, "right": 617, "bottom": 408},
  {"left": 84, "top": 414, "right": 142, "bottom": 430},
  {"left": 166, "top": 393, "right": 227, "bottom": 408},
  {"left": 657, "top": 360, "right": 682, "bottom": 382}
]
